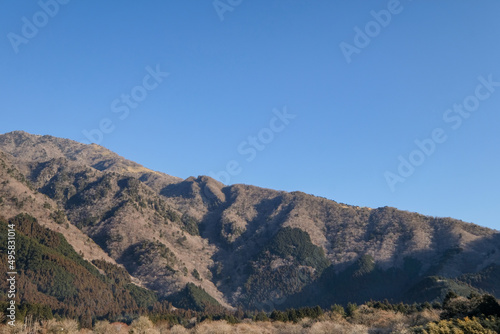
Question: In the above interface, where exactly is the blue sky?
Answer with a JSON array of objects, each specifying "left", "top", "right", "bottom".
[{"left": 1, "top": 1, "right": 499, "bottom": 230}]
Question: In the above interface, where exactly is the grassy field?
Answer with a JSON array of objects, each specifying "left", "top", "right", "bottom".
[{"left": 2, "top": 303, "right": 499, "bottom": 334}]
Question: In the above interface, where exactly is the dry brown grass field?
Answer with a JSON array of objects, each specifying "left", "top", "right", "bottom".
[{"left": 0, "top": 308, "right": 443, "bottom": 334}]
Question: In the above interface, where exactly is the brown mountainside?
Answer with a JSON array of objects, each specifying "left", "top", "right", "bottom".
[{"left": 0, "top": 130, "right": 499, "bottom": 309}]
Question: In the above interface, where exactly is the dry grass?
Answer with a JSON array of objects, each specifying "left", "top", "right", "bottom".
[
  {"left": 145, "top": 319, "right": 370, "bottom": 334},
  {"left": 0, "top": 318, "right": 376, "bottom": 334},
  {"left": 0, "top": 307, "right": 442, "bottom": 334}
]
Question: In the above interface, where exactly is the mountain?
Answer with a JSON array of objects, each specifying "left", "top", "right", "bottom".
[
  {"left": 0, "top": 130, "right": 499, "bottom": 314},
  {"left": 0, "top": 213, "right": 157, "bottom": 325}
]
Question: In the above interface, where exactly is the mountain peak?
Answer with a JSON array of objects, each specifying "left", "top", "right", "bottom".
[
  {"left": 0, "top": 131, "right": 182, "bottom": 185},
  {"left": 1, "top": 131, "right": 499, "bottom": 310}
]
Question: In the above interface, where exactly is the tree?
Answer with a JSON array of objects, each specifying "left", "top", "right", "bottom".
[
  {"left": 254, "top": 311, "right": 268, "bottom": 322},
  {"left": 346, "top": 303, "right": 358, "bottom": 317},
  {"left": 331, "top": 304, "right": 346, "bottom": 317},
  {"left": 475, "top": 295, "right": 500, "bottom": 317},
  {"left": 80, "top": 309, "right": 92, "bottom": 329}
]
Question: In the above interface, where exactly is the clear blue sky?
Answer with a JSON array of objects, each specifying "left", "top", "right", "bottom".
[{"left": 1, "top": 1, "right": 499, "bottom": 230}]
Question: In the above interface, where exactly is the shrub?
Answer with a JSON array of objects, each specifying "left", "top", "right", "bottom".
[
  {"left": 254, "top": 311, "right": 269, "bottom": 322},
  {"left": 44, "top": 319, "right": 79, "bottom": 334},
  {"left": 419, "top": 316, "right": 497, "bottom": 334},
  {"left": 93, "top": 320, "right": 120, "bottom": 334},
  {"left": 346, "top": 303, "right": 358, "bottom": 317},
  {"left": 169, "top": 325, "right": 190, "bottom": 334},
  {"left": 130, "top": 316, "right": 159, "bottom": 334},
  {"left": 331, "top": 304, "right": 346, "bottom": 317},
  {"left": 192, "top": 269, "right": 202, "bottom": 281}
]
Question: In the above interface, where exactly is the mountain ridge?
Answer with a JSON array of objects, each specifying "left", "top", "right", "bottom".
[{"left": 0, "top": 130, "right": 499, "bottom": 311}]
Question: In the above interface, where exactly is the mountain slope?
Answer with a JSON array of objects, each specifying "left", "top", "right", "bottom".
[
  {"left": 0, "top": 130, "right": 499, "bottom": 310},
  {"left": 0, "top": 213, "right": 157, "bottom": 323},
  {"left": 0, "top": 148, "right": 116, "bottom": 265}
]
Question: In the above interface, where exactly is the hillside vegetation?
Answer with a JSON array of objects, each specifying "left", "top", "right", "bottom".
[
  {"left": 1, "top": 294, "right": 500, "bottom": 333},
  {"left": 0, "top": 131, "right": 499, "bottom": 321}
]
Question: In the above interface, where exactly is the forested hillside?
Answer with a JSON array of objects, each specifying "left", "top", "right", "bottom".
[{"left": 0, "top": 131, "right": 499, "bottom": 315}]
